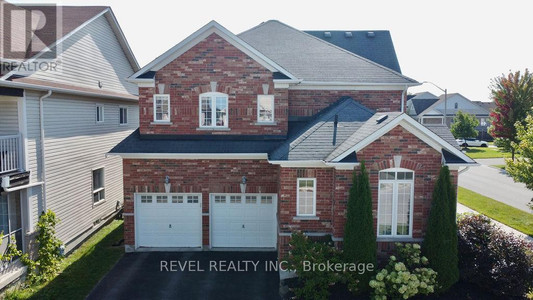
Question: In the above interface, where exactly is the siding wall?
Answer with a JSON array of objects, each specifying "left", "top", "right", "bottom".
[
  {"left": 27, "top": 14, "right": 137, "bottom": 96},
  {"left": 25, "top": 90, "right": 138, "bottom": 251},
  {"left": 0, "top": 97, "right": 19, "bottom": 135}
]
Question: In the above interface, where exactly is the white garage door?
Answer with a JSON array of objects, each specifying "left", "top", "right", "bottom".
[
  {"left": 211, "top": 193, "right": 277, "bottom": 248},
  {"left": 136, "top": 193, "right": 202, "bottom": 248}
]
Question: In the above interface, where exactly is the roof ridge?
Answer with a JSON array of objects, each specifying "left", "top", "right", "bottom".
[{"left": 239, "top": 20, "right": 417, "bottom": 84}]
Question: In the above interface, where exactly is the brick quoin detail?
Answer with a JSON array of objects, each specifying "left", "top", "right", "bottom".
[
  {"left": 288, "top": 90, "right": 404, "bottom": 116},
  {"left": 138, "top": 33, "right": 289, "bottom": 136}
]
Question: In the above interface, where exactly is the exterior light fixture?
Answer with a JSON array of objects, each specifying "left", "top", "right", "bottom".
[
  {"left": 240, "top": 176, "right": 247, "bottom": 194},
  {"left": 164, "top": 175, "right": 171, "bottom": 193}
]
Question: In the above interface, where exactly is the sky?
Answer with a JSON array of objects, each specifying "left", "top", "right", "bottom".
[{"left": 10, "top": 0, "right": 533, "bottom": 102}]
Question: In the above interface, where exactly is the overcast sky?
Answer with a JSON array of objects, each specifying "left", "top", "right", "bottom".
[{"left": 11, "top": 0, "right": 533, "bottom": 102}]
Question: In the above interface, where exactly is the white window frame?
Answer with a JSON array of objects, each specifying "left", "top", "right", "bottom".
[
  {"left": 257, "top": 95, "right": 275, "bottom": 123},
  {"left": 296, "top": 178, "right": 317, "bottom": 217},
  {"left": 92, "top": 167, "right": 105, "bottom": 204},
  {"left": 96, "top": 105, "right": 104, "bottom": 123},
  {"left": 153, "top": 94, "right": 171, "bottom": 123},
  {"left": 199, "top": 92, "right": 228, "bottom": 128},
  {"left": 119, "top": 107, "right": 128, "bottom": 125},
  {"left": 377, "top": 168, "right": 415, "bottom": 238}
]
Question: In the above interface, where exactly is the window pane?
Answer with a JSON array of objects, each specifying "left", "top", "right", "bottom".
[
  {"left": 187, "top": 195, "right": 199, "bottom": 203},
  {"left": 141, "top": 195, "right": 153, "bottom": 203},
  {"left": 405, "top": 172, "right": 413, "bottom": 180},
  {"left": 215, "top": 97, "right": 227, "bottom": 127},
  {"left": 245, "top": 196, "right": 257, "bottom": 204},
  {"left": 201, "top": 97, "right": 212, "bottom": 126},
  {"left": 0, "top": 194, "right": 9, "bottom": 235},
  {"left": 172, "top": 196, "right": 183, "bottom": 203},
  {"left": 92, "top": 169, "right": 103, "bottom": 190},
  {"left": 215, "top": 195, "right": 226, "bottom": 203},
  {"left": 298, "top": 179, "right": 315, "bottom": 215},
  {"left": 156, "top": 195, "right": 168, "bottom": 203},
  {"left": 261, "top": 196, "right": 273, "bottom": 204},
  {"left": 230, "top": 195, "right": 241, "bottom": 203},
  {"left": 378, "top": 183, "right": 393, "bottom": 235},
  {"left": 155, "top": 95, "right": 170, "bottom": 121},
  {"left": 396, "top": 183, "right": 411, "bottom": 235},
  {"left": 379, "top": 172, "right": 395, "bottom": 180},
  {"left": 258, "top": 96, "right": 274, "bottom": 122},
  {"left": 120, "top": 108, "right": 128, "bottom": 124}
]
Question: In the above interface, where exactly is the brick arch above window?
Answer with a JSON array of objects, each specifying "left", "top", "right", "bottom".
[{"left": 372, "top": 158, "right": 425, "bottom": 172}]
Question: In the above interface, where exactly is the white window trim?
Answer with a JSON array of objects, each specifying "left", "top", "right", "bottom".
[
  {"left": 92, "top": 167, "right": 105, "bottom": 205},
  {"left": 198, "top": 92, "right": 229, "bottom": 129},
  {"left": 153, "top": 94, "right": 171, "bottom": 123},
  {"left": 256, "top": 94, "right": 275, "bottom": 124},
  {"left": 96, "top": 105, "right": 104, "bottom": 123},
  {"left": 377, "top": 168, "right": 415, "bottom": 238},
  {"left": 296, "top": 178, "right": 317, "bottom": 217},
  {"left": 119, "top": 106, "right": 128, "bottom": 125}
]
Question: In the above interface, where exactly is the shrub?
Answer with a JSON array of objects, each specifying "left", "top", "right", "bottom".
[
  {"left": 21, "top": 210, "right": 64, "bottom": 284},
  {"left": 369, "top": 243, "right": 437, "bottom": 300},
  {"left": 422, "top": 165, "right": 459, "bottom": 292},
  {"left": 0, "top": 232, "right": 22, "bottom": 263},
  {"left": 284, "top": 232, "right": 358, "bottom": 300},
  {"left": 458, "top": 213, "right": 533, "bottom": 297},
  {"left": 343, "top": 162, "right": 376, "bottom": 292}
]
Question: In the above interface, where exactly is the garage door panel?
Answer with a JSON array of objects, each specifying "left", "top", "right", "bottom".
[
  {"left": 211, "top": 193, "right": 276, "bottom": 248},
  {"left": 136, "top": 193, "right": 202, "bottom": 248}
]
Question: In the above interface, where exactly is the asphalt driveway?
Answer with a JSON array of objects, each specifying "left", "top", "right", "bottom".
[{"left": 87, "top": 251, "right": 280, "bottom": 300}]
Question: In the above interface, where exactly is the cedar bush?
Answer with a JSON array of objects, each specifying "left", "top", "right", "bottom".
[
  {"left": 343, "top": 162, "right": 376, "bottom": 292},
  {"left": 422, "top": 166, "right": 459, "bottom": 292},
  {"left": 457, "top": 214, "right": 533, "bottom": 297}
]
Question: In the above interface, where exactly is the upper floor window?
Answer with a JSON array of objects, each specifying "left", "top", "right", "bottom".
[
  {"left": 257, "top": 95, "right": 274, "bottom": 123},
  {"left": 96, "top": 105, "right": 104, "bottom": 123},
  {"left": 297, "top": 178, "right": 316, "bottom": 216},
  {"left": 454, "top": 103, "right": 458, "bottom": 109},
  {"left": 377, "top": 168, "right": 414, "bottom": 237},
  {"left": 199, "top": 92, "right": 228, "bottom": 128},
  {"left": 119, "top": 107, "right": 128, "bottom": 125},
  {"left": 154, "top": 94, "right": 170, "bottom": 122}
]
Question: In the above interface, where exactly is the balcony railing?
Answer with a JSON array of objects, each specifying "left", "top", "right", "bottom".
[{"left": 0, "top": 134, "right": 22, "bottom": 174}]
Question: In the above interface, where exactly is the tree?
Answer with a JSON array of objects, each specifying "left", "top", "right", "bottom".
[
  {"left": 422, "top": 166, "right": 459, "bottom": 292},
  {"left": 489, "top": 69, "right": 533, "bottom": 160},
  {"left": 506, "top": 114, "right": 533, "bottom": 204},
  {"left": 343, "top": 162, "right": 376, "bottom": 292},
  {"left": 450, "top": 110, "right": 479, "bottom": 142}
]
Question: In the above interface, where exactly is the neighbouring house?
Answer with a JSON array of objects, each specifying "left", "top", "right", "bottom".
[
  {"left": 305, "top": 30, "right": 403, "bottom": 73},
  {"left": 110, "top": 20, "right": 475, "bottom": 261},
  {"left": 0, "top": 4, "right": 138, "bottom": 288},
  {"left": 407, "top": 92, "right": 492, "bottom": 140}
]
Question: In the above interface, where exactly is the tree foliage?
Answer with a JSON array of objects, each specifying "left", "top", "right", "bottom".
[
  {"left": 450, "top": 110, "right": 479, "bottom": 139},
  {"left": 343, "top": 162, "right": 376, "bottom": 292},
  {"left": 489, "top": 69, "right": 533, "bottom": 158},
  {"left": 422, "top": 166, "right": 459, "bottom": 292},
  {"left": 506, "top": 113, "right": 533, "bottom": 193}
]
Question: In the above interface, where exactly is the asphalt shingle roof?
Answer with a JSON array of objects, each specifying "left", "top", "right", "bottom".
[
  {"left": 238, "top": 20, "right": 417, "bottom": 84},
  {"left": 305, "top": 30, "right": 402, "bottom": 73}
]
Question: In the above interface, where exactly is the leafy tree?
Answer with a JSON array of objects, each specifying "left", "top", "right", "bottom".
[
  {"left": 450, "top": 110, "right": 479, "bottom": 142},
  {"left": 506, "top": 113, "right": 533, "bottom": 203},
  {"left": 489, "top": 69, "right": 533, "bottom": 160},
  {"left": 422, "top": 166, "right": 459, "bottom": 292},
  {"left": 343, "top": 162, "right": 376, "bottom": 292}
]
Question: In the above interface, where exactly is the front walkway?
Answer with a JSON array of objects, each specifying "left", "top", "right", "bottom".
[{"left": 457, "top": 203, "right": 533, "bottom": 243}]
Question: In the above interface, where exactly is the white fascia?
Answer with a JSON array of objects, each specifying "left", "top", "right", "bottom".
[{"left": 109, "top": 153, "right": 268, "bottom": 160}]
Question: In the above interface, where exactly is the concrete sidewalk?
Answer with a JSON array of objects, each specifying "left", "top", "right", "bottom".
[{"left": 457, "top": 203, "right": 533, "bottom": 243}]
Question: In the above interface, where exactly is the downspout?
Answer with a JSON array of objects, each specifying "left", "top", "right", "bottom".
[
  {"left": 401, "top": 85, "right": 407, "bottom": 113},
  {"left": 39, "top": 90, "right": 52, "bottom": 212}
]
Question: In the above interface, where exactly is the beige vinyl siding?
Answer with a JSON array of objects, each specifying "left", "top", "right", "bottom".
[
  {"left": 24, "top": 91, "right": 138, "bottom": 250},
  {"left": 0, "top": 98, "right": 19, "bottom": 135},
  {"left": 27, "top": 14, "right": 137, "bottom": 96}
]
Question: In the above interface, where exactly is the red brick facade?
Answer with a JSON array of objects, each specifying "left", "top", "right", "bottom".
[{"left": 138, "top": 33, "right": 288, "bottom": 136}]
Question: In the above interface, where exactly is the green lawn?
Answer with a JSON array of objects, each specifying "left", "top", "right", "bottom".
[
  {"left": 6, "top": 219, "right": 124, "bottom": 300},
  {"left": 458, "top": 187, "right": 533, "bottom": 236},
  {"left": 464, "top": 147, "right": 511, "bottom": 159}
]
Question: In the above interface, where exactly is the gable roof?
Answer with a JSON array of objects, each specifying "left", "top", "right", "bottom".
[
  {"left": 238, "top": 20, "right": 417, "bottom": 85},
  {"left": 269, "top": 97, "right": 375, "bottom": 161},
  {"left": 129, "top": 20, "right": 296, "bottom": 81},
  {"left": 417, "top": 93, "right": 491, "bottom": 117},
  {"left": 305, "top": 30, "right": 402, "bottom": 73},
  {"left": 408, "top": 92, "right": 439, "bottom": 116}
]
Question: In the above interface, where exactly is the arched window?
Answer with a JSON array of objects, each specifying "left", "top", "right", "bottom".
[
  {"left": 377, "top": 168, "right": 414, "bottom": 237},
  {"left": 199, "top": 92, "right": 228, "bottom": 128}
]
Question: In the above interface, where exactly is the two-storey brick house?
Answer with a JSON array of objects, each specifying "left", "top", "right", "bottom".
[{"left": 110, "top": 20, "right": 474, "bottom": 257}]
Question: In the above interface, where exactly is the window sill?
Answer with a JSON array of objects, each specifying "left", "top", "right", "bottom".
[
  {"left": 92, "top": 199, "right": 106, "bottom": 207},
  {"left": 196, "top": 127, "right": 230, "bottom": 131},
  {"left": 293, "top": 216, "right": 319, "bottom": 221},
  {"left": 255, "top": 122, "right": 277, "bottom": 126},
  {"left": 376, "top": 236, "right": 422, "bottom": 242},
  {"left": 151, "top": 121, "right": 173, "bottom": 125}
]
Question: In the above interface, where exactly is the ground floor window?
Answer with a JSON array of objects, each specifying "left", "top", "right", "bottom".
[
  {"left": 377, "top": 169, "right": 414, "bottom": 237},
  {"left": 0, "top": 192, "right": 22, "bottom": 256},
  {"left": 92, "top": 168, "right": 105, "bottom": 203}
]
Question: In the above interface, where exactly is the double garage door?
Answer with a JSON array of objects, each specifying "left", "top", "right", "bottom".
[{"left": 135, "top": 193, "right": 277, "bottom": 249}]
